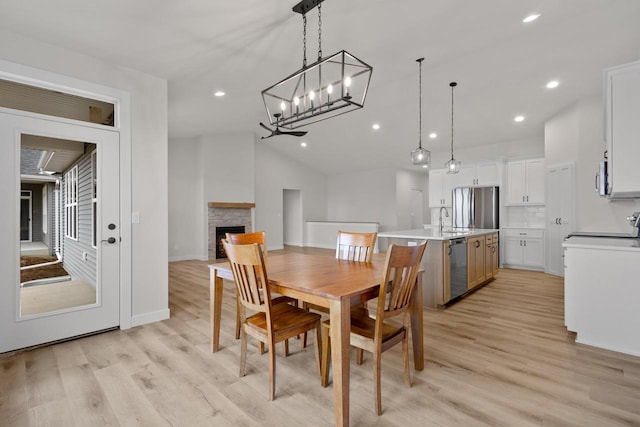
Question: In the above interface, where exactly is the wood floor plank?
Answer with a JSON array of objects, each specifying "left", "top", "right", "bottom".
[{"left": 1, "top": 253, "right": 639, "bottom": 426}]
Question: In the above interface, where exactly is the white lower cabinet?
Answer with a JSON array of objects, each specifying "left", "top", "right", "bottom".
[
  {"left": 564, "top": 239, "right": 640, "bottom": 356},
  {"left": 502, "top": 228, "right": 544, "bottom": 270}
]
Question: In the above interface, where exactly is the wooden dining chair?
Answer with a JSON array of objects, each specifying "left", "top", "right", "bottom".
[
  {"left": 335, "top": 230, "right": 377, "bottom": 262},
  {"left": 221, "top": 240, "right": 322, "bottom": 401},
  {"left": 320, "top": 241, "right": 427, "bottom": 415},
  {"left": 226, "top": 231, "right": 297, "bottom": 356}
]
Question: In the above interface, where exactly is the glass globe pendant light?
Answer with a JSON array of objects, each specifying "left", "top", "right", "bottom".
[
  {"left": 410, "top": 58, "right": 430, "bottom": 168},
  {"left": 445, "top": 81, "right": 461, "bottom": 174}
]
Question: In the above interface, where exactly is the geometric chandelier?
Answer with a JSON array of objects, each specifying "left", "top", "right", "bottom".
[{"left": 261, "top": 0, "right": 373, "bottom": 130}]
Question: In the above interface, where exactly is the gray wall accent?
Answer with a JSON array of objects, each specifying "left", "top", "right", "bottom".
[{"left": 62, "top": 149, "right": 96, "bottom": 286}]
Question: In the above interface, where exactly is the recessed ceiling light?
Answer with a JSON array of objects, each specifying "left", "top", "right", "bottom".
[
  {"left": 429, "top": 132, "right": 437, "bottom": 139},
  {"left": 213, "top": 90, "right": 225, "bottom": 97},
  {"left": 523, "top": 14, "right": 540, "bottom": 23},
  {"left": 514, "top": 115, "right": 525, "bottom": 122},
  {"left": 300, "top": 141, "right": 307, "bottom": 148},
  {"left": 372, "top": 123, "right": 380, "bottom": 130},
  {"left": 546, "top": 80, "right": 559, "bottom": 89}
]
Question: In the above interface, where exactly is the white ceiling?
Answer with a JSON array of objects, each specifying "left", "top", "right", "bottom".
[{"left": 1, "top": 0, "right": 639, "bottom": 175}]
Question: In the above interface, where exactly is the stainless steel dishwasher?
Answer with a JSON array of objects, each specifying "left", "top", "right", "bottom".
[{"left": 449, "top": 238, "right": 468, "bottom": 300}]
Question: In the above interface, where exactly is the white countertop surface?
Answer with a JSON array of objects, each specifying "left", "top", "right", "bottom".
[
  {"left": 378, "top": 228, "right": 499, "bottom": 241},
  {"left": 562, "top": 236, "right": 640, "bottom": 251}
]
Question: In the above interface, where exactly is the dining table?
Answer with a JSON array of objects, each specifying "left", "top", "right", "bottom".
[{"left": 208, "top": 251, "right": 424, "bottom": 427}]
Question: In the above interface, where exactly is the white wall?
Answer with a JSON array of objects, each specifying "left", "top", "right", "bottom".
[
  {"left": 429, "top": 137, "right": 544, "bottom": 167},
  {"left": 395, "top": 170, "right": 429, "bottom": 230},
  {"left": 545, "top": 96, "right": 640, "bottom": 233},
  {"left": 168, "top": 137, "right": 201, "bottom": 261},
  {"left": 327, "top": 168, "right": 397, "bottom": 231},
  {"left": 168, "top": 134, "right": 327, "bottom": 257},
  {"left": 0, "top": 29, "right": 169, "bottom": 325},
  {"left": 254, "top": 141, "right": 327, "bottom": 250},
  {"left": 545, "top": 106, "right": 579, "bottom": 165}
]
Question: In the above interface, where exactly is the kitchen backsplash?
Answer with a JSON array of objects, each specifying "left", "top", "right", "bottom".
[{"left": 505, "top": 206, "right": 545, "bottom": 228}]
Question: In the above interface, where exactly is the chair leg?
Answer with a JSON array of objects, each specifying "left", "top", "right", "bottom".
[
  {"left": 356, "top": 348, "right": 364, "bottom": 365},
  {"left": 320, "top": 322, "right": 331, "bottom": 387},
  {"left": 313, "top": 324, "right": 322, "bottom": 376},
  {"left": 403, "top": 327, "right": 411, "bottom": 387},
  {"left": 235, "top": 292, "right": 241, "bottom": 340},
  {"left": 239, "top": 328, "right": 247, "bottom": 377},
  {"left": 268, "top": 338, "right": 276, "bottom": 401},
  {"left": 373, "top": 349, "right": 382, "bottom": 416},
  {"left": 301, "top": 301, "right": 309, "bottom": 348},
  {"left": 258, "top": 341, "right": 265, "bottom": 355},
  {"left": 283, "top": 339, "right": 289, "bottom": 357}
]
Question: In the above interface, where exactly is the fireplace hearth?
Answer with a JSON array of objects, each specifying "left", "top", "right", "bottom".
[{"left": 215, "top": 226, "right": 245, "bottom": 259}]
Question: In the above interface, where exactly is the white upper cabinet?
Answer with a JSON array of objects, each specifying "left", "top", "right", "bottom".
[
  {"left": 506, "top": 158, "right": 545, "bottom": 205},
  {"left": 604, "top": 60, "right": 640, "bottom": 198},
  {"left": 452, "top": 161, "right": 499, "bottom": 188},
  {"left": 429, "top": 169, "right": 453, "bottom": 207}
]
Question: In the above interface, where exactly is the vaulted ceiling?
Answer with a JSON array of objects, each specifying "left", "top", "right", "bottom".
[{"left": 2, "top": 0, "right": 639, "bottom": 174}]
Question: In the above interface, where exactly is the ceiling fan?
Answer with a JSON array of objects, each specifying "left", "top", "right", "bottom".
[{"left": 259, "top": 113, "right": 308, "bottom": 139}]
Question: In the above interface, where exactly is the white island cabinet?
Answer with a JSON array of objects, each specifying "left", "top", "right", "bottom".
[{"left": 563, "top": 237, "right": 640, "bottom": 357}]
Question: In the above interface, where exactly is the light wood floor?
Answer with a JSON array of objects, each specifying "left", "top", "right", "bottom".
[
  {"left": 20, "top": 280, "right": 96, "bottom": 316},
  {"left": 2, "top": 248, "right": 639, "bottom": 426}
]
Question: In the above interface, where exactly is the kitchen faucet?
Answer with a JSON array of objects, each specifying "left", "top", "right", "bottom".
[{"left": 439, "top": 206, "right": 450, "bottom": 232}]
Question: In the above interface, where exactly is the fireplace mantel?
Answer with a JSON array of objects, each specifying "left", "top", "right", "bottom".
[{"left": 208, "top": 202, "right": 255, "bottom": 209}]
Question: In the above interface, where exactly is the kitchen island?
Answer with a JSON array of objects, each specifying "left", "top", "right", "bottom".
[{"left": 378, "top": 228, "right": 499, "bottom": 308}]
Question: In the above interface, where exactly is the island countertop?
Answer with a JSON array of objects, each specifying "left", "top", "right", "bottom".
[{"left": 378, "top": 228, "right": 499, "bottom": 241}]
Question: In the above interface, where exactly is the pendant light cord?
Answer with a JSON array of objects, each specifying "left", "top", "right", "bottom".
[
  {"left": 302, "top": 13, "right": 307, "bottom": 67},
  {"left": 450, "top": 82, "right": 457, "bottom": 160},
  {"left": 417, "top": 58, "right": 424, "bottom": 149},
  {"left": 317, "top": 3, "right": 322, "bottom": 60}
]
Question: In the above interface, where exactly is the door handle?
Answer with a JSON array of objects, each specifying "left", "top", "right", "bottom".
[
  {"left": 102, "top": 237, "right": 117, "bottom": 244},
  {"left": 475, "top": 241, "right": 480, "bottom": 248}
]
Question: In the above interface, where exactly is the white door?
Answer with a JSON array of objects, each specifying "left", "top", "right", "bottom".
[
  {"left": 546, "top": 164, "right": 574, "bottom": 276},
  {"left": 0, "top": 112, "right": 120, "bottom": 353}
]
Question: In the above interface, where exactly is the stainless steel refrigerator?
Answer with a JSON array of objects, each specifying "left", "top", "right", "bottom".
[{"left": 452, "top": 186, "right": 499, "bottom": 229}]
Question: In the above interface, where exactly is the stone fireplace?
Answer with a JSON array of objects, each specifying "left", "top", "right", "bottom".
[{"left": 208, "top": 202, "right": 254, "bottom": 260}]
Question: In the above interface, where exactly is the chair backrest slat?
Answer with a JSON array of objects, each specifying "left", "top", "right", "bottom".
[
  {"left": 222, "top": 240, "right": 271, "bottom": 314},
  {"left": 376, "top": 241, "right": 427, "bottom": 323},
  {"left": 336, "top": 231, "right": 377, "bottom": 262}
]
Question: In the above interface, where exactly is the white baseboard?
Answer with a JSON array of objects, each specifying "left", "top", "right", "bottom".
[
  {"left": 169, "top": 254, "right": 208, "bottom": 262},
  {"left": 131, "top": 308, "right": 170, "bottom": 327}
]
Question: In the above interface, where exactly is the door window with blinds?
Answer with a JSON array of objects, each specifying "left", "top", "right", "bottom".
[{"left": 64, "top": 166, "right": 78, "bottom": 240}]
